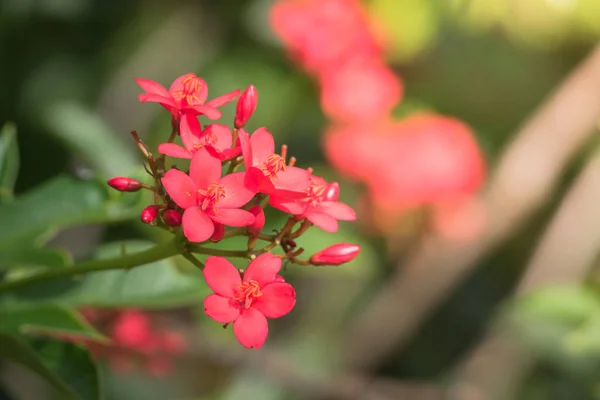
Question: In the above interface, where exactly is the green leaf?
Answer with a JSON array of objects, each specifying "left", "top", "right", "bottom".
[
  {"left": 0, "top": 305, "right": 106, "bottom": 342},
  {"left": 2, "top": 241, "right": 207, "bottom": 309},
  {"left": 0, "top": 175, "right": 141, "bottom": 261},
  {"left": 0, "top": 244, "right": 71, "bottom": 270},
  {"left": 44, "top": 101, "right": 137, "bottom": 178},
  {"left": 0, "top": 334, "right": 102, "bottom": 400},
  {"left": 0, "top": 122, "right": 19, "bottom": 200}
]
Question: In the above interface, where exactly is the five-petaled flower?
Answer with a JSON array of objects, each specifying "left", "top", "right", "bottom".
[
  {"left": 203, "top": 254, "right": 296, "bottom": 349},
  {"left": 272, "top": 175, "right": 356, "bottom": 232},
  {"left": 161, "top": 148, "right": 256, "bottom": 242},
  {"left": 158, "top": 116, "right": 240, "bottom": 161},
  {"left": 239, "top": 128, "right": 310, "bottom": 212},
  {"left": 135, "top": 73, "right": 240, "bottom": 121}
]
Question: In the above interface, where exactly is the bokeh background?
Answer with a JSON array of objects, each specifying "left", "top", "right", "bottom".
[{"left": 1, "top": 0, "right": 599, "bottom": 399}]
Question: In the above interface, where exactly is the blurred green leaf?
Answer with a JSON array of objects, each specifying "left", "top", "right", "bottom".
[
  {"left": 0, "top": 175, "right": 140, "bottom": 251},
  {"left": 0, "top": 122, "right": 19, "bottom": 200},
  {"left": 565, "top": 314, "right": 600, "bottom": 356},
  {"left": 504, "top": 286, "right": 600, "bottom": 379},
  {"left": 44, "top": 101, "right": 137, "bottom": 178},
  {"left": 0, "top": 244, "right": 70, "bottom": 270},
  {"left": 509, "top": 286, "right": 600, "bottom": 324},
  {"left": 2, "top": 241, "right": 207, "bottom": 309},
  {"left": 0, "top": 334, "right": 101, "bottom": 400},
  {"left": 0, "top": 305, "right": 106, "bottom": 342}
]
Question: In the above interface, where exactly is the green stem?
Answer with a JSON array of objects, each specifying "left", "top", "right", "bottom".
[
  {"left": 188, "top": 245, "right": 250, "bottom": 258},
  {"left": 0, "top": 238, "right": 181, "bottom": 293}
]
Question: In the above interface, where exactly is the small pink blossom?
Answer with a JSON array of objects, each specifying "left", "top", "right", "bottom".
[
  {"left": 135, "top": 73, "right": 240, "bottom": 120},
  {"left": 203, "top": 254, "right": 296, "bottom": 349},
  {"left": 158, "top": 115, "right": 240, "bottom": 161},
  {"left": 271, "top": 175, "right": 356, "bottom": 232},
  {"left": 238, "top": 128, "right": 310, "bottom": 207},
  {"left": 161, "top": 148, "right": 256, "bottom": 242}
]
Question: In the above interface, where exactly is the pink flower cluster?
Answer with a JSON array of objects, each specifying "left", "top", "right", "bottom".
[
  {"left": 108, "top": 73, "right": 360, "bottom": 348},
  {"left": 271, "top": 0, "right": 401, "bottom": 123},
  {"left": 270, "top": 0, "right": 486, "bottom": 237},
  {"left": 74, "top": 309, "right": 185, "bottom": 377}
]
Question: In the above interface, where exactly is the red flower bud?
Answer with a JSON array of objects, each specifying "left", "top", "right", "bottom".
[
  {"left": 325, "top": 182, "right": 340, "bottom": 201},
  {"left": 163, "top": 209, "right": 182, "bottom": 227},
  {"left": 247, "top": 206, "right": 265, "bottom": 237},
  {"left": 310, "top": 243, "right": 360, "bottom": 266},
  {"left": 107, "top": 177, "right": 142, "bottom": 192},
  {"left": 234, "top": 85, "right": 257, "bottom": 129},
  {"left": 210, "top": 223, "right": 225, "bottom": 243},
  {"left": 140, "top": 206, "right": 159, "bottom": 224}
]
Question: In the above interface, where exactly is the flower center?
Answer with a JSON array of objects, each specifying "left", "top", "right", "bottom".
[
  {"left": 197, "top": 183, "right": 226, "bottom": 213},
  {"left": 172, "top": 74, "right": 203, "bottom": 106},
  {"left": 260, "top": 154, "right": 286, "bottom": 178},
  {"left": 192, "top": 131, "right": 218, "bottom": 151},
  {"left": 232, "top": 280, "right": 263, "bottom": 308}
]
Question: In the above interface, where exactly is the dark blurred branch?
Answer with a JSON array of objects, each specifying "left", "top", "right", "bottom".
[
  {"left": 451, "top": 147, "right": 600, "bottom": 398},
  {"left": 341, "top": 43, "right": 600, "bottom": 372}
]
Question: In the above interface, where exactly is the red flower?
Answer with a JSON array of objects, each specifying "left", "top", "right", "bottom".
[
  {"left": 135, "top": 73, "right": 240, "bottom": 120},
  {"left": 238, "top": 127, "right": 310, "bottom": 201},
  {"left": 203, "top": 254, "right": 296, "bottom": 349},
  {"left": 161, "top": 148, "right": 256, "bottom": 242},
  {"left": 270, "top": 0, "right": 381, "bottom": 74},
  {"left": 158, "top": 115, "right": 240, "bottom": 161},
  {"left": 365, "top": 114, "right": 486, "bottom": 212},
  {"left": 271, "top": 175, "right": 356, "bottom": 232},
  {"left": 319, "top": 58, "right": 402, "bottom": 123}
]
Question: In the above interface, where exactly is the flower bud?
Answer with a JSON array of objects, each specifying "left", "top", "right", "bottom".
[
  {"left": 140, "top": 206, "right": 159, "bottom": 224},
  {"left": 107, "top": 177, "right": 142, "bottom": 192},
  {"left": 310, "top": 243, "right": 360, "bottom": 266},
  {"left": 163, "top": 209, "right": 182, "bottom": 227},
  {"left": 325, "top": 182, "right": 340, "bottom": 201},
  {"left": 234, "top": 85, "right": 257, "bottom": 129},
  {"left": 210, "top": 223, "right": 225, "bottom": 243},
  {"left": 247, "top": 206, "right": 265, "bottom": 237}
]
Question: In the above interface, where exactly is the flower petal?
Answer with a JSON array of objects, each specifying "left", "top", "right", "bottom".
[
  {"left": 219, "top": 172, "right": 257, "bottom": 208},
  {"left": 206, "top": 89, "right": 241, "bottom": 108},
  {"left": 204, "top": 294, "right": 240, "bottom": 323},
  {"left": 189, "top": 148, "right": 221, "bottom": 190},
  {"left": 318, "top": 201, "right": 356, "bottom": 220},
  {"left": 211, "top": 209, "right": 255, "bottom": 227},
  {"left": 269, "top": 195, "right": 308, "bottom": 215},
  {"left": 233, "top": 308, "right": 268, "bottom": 349},
  {"left": 305, "top": 211, "right": 339, "bottom": 232},
  {"left": 217, "top": 146, "right": 242, "bottom": 161},
  {"left": 189, "top": 104, "right": 221, "bottom": 120},
  {"left": 243, "top": 253, "right": 281, "bottom": 287},
  {"left": 253, "top": 283, "right": 296, "bottom": 318},
  {"left": 138, "top": 93, "right": 177, "bottom": 108},
  {"left": 238, "top": 129, "right": 253, "bottom": 169},
  {"left": 135, "top": 78, "right": 171, "bottom": 97},
  {"left": 273, "top": 166, "right": 310, "bottom": 192},
  {"left": 182, "top": 207, "right": 214, "bottom": 242},
  {"left": 207, "top": 124, "right": 233, "bottom": 152},
  {"left": 161, "top": 169, "right": 197, "bottom": 209},
  {"left": 180, "top": 112, "right": 202, "bottom": 137},
  {"left": 158, "top": 143, "right": 192, "bottom": 159},
  {"left": 250, "top": 127, "right": 275, "bottom": 166},
  {"left": 203, "top": 256, "right": 241, "bottom": 297}
]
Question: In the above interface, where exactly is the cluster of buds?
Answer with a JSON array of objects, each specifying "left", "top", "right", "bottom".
[
  {"left": 271, "top": 0, "right": 485, "bottom": 236},
  {"left": 107, "top": 73, "right": 359, "bottom": 348}
]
